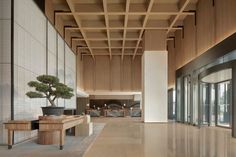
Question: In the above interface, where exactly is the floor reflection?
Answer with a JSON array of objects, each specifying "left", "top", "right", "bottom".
[
  {"left": 166, "top": 123, "right": 236, "bottom": 157},
  {"left": 84, "top": 118, "right": 236, "bottom": 157}
]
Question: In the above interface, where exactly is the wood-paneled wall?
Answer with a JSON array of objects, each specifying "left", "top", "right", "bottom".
[
  {"left": 168, "top": 0, "right": 236, "bottom": 88},
  {"left": 83, "top": 56, "right": 95, "bottom": 91},
  {"left": 83, "top": 55, "right": 141, "bottom": 92},
  {"left": 215, "top": 0, "right": 236, "bottom": 43},
  {"left": 76, "top": 54, "right": 84, "bottom": 90},
  {"left": 196, "top": 0, "right": 215, "bottom": 56},
  {"left": 168, "top": 40, "right": 176, "bottom": 88}
]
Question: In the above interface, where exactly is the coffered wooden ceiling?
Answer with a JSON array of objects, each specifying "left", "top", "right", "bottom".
[{"left": 52, "top": 0, "right": 198, "bottom": 59}]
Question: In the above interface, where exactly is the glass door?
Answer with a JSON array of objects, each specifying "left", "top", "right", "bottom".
[
  {"left": 200, "top": 68, "right": 232, "bottom": 128},
  {"left": 209, "top": 84, "right": 216, "bottom": 126},
  {"left": 200, "top": 83, "right": 210, "bottom": 125},
  {"left": 176, "top": 77, "right": 182, "bottom": 122},
  {"left": 216, "top": 81, "right": 231, "bottom": 127},
  {"left": 184, "top": 76, "right": 191, "bottom": 123}
]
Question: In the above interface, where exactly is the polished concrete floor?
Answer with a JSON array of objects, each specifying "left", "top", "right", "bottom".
[
  {"left": 84, "top": 118, "right": 236, "bottom": 157},
  {"left": 1, "top": 118, "right": 236, "bottom": 157}
]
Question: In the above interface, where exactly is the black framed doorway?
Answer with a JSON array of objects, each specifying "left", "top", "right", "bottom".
[
  {"left": 199, "top": 80, "right": 232, "bottom": 128},
  {"left": 199, "top": 63, "right": 233, "bottom": 128}
]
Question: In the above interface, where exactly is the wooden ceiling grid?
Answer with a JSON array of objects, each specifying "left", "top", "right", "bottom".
[{"left": 53, "top": 0, "right": 197, "bottom": 59}]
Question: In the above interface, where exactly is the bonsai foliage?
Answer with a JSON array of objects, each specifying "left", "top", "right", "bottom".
[{"left": 26, "top": 75, "right": 74, "bottom": 107}]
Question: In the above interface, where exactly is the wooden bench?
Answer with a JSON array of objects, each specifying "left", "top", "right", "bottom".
[
  {"left": 4, "top": 115, "right": 85, "bottom": 150},
  {"left": 4, "top": 120, "right": 39, "bottom": 149},
  {"left": 38, "top": 115, "right": 84, "bottom": 150}
]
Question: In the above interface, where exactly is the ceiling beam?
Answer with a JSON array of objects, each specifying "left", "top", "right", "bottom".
[
  {"left": 55, "top": 11, "right": 195, "bottom": 16},
  {"left": 65, "top": 0, "right": 95, "bottom": 59},
  {"left": 132, "top": 0, "right": 155, "bottom": 60},
  {"left": 78, "top": 47, "right": 142, "bottom": 49},
  {"left": 72, "top": 38, "right": 140, "bottom": 41},
  {"left": 64, "top": 26, "right": 182, "bottom": 30},
  {"left": 122, "top": 0, "right": 130, "bottom": 60},
  {"left": 54, "top": 0, "right": 195, "bottom": 57},
  {"left": 102, "top": 0, "right": 112, "bottom": 60},
  {"left": 55, "top": 2, "right": 196, "bottom": 16},
  {"left": 167, "top": 0, "right": 191, "bottom": 34},
  {"left": 82, "top": 53, "right": 143, "bottom": 56}
]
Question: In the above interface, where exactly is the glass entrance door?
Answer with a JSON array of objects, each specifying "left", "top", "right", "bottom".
[
  {"left": 209, "top": 84, "right": 216, "bottom": 126},
  {"left": 184, "top": 76, "right": 191, "bottom": 123},
  {"left": 199, "top": 68, "right": 232, "bottom": 128},
  {"left": 200, "top": 83, "right": 210, "bottom": 125},
  {"left": 216, "top": 81, "right": 231, "bottom": 127}
]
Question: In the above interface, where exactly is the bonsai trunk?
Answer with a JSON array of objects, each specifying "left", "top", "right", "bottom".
[{"left": 48, "top": 98, "right": 56, "bottom": 107}]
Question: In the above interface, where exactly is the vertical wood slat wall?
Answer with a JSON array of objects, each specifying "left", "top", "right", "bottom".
[
  {"left": 83, "top": 55, "right": 141, "bottom": 92},
  {"left": 168, "top": 0, "right": 236, "bottom": 88}
]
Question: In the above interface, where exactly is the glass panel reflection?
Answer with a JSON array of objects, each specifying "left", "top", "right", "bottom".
[
  {"left": 176, "top": 77, "right": 182, "bottom": 122},
  {"left": 217, "top": 81, "right": 231, "bottom": 127},
  {"left": 200, "top": 83, "right": 209, "bottom": 125}
]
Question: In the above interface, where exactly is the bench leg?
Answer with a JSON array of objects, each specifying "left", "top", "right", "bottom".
[
  {"left": 59, "top": 130, "right": 65, "bottom": 150},
  {"left": 60, "top": 145, "right": 64, "bottom": 150},
  {"left": 8, "top": 130, "right": 13, "bottom": 149},
  {"left": 8, "top": 145, "right": 12, "bottom": 149}
]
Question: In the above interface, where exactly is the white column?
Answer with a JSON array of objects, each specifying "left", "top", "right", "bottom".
[
  {"left": 142, "top": 51, "right": 168, "bottom": 122},
  {"left": 142, "top": 30, "right": 168, "bottom": 122}
]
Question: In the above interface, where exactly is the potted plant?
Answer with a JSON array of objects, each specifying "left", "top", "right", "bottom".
[{"left": 26, "top": 75, "right": 74, "bottom": 116}]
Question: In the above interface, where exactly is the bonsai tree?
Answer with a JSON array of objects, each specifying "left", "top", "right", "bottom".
[{"left": 26, "top": 75, "right": 74, "bottom": 107}]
